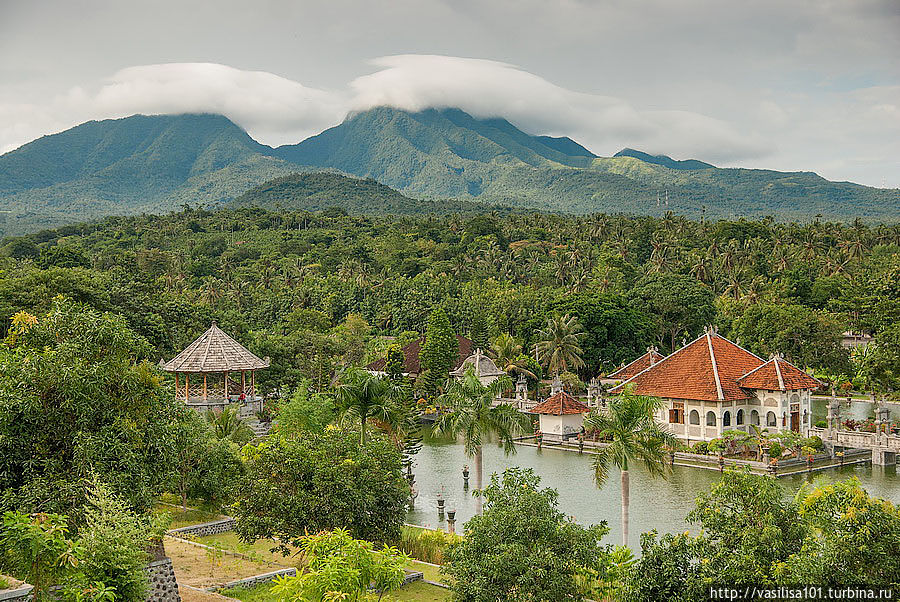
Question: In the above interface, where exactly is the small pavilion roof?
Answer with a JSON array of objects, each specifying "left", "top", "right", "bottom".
[
  {"left": 607, "top": 347, "right": 665, "bottom": 380},
  {"left": 531, "top": 391, "right": 591, "bottom": 415},
  {"left": 737, "top": 356, "right": 821, "bottom": 391},
  {"left": 610, "top": 330, "right": 763, "bottom": 402},
  {"left": 160, "top": 323, "right": 269, "bottom": 373},
  {"left": 451, "top": 348, "right": 506, "bottom": 378}
]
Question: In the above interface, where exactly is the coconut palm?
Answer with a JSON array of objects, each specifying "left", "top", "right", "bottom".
[
  {"left": 490, "top": 333, "right": 536, "bottom": 379},
  {"left": 583, "top": 391, "right": 676, "bottom": 547},
  {"left": 534, "top": 313, "right": 585, "bottom": 376},
  {"left": 205, "top": 405, "right": 253, "bottom": 445},
  {"left": 433, "top": 368, "right": 531, "bottom": 514},
  {"left": 334, "top": 368, "right": 402, "bottom": 445}
]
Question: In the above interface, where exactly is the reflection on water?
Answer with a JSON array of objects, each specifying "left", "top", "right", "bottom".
[{"left": 408, "top": 397, "right": 899, "bottom": 550}]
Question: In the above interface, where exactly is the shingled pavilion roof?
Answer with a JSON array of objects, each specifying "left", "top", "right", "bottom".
[
  {"left": 531, "top": 391, "right": 591, "bottom": 416},
  {"left": 160, "top": 323, "right": 269, "bottom": 373}
]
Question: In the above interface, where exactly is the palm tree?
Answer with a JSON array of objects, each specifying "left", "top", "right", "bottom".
[
  {"left": 334, "top": 368, "right": 401, "bottom": 445},
  {"left": 205, "top": 405, "right": 253, "bottom": 445},
  {"left": 534, "top": 314, "right": 585, "bottom": 376},
  {"left": 433, "top": 369, "right": 531, "bottom": 514},
  {"left": 490, "top": 333, "right": 536, "bottom": 379},
  {"left": 583, "top": 391, "right": 675, "bottom": 547}
]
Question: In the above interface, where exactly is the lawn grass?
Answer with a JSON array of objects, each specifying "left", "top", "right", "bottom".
[
  {"left": 153, "top": 503, "right": 224, "bottom": 530},
  {"left": 198, "top": 532, "right": 303, "bottom": 568},
  {"left": 222, "top": 579, "right": 452, "bottom": 601},
  {"left": 408, "top": 560, "right": 444, "bottom": 584},
  {"left": 164, "top": 537, "right": 275, "bottom": 588}
]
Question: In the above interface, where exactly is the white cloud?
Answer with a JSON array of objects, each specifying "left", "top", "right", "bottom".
[
  {"left": 349, "top": 55, "right": 770, "bottom": 163},
  {"left": 0, "top": 56, "right": 896, "bottom": 185}
]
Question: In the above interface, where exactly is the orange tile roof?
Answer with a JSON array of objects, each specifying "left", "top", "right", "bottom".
[
  {"left": 531, "top": 391, "right": 591, "bottom": 415},
  {"left": 607, "top": 348, "right": 666, "bottom": 380},
  {"left": 737, "top": 356, "right": 821, "bottom": 391},
  {"left": 610, "top": 332, "right": 764, "bottom": 402}
]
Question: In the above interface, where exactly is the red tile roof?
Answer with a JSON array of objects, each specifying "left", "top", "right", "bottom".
[
  {"left": 610, "top": 332, "right": 764, "bottom": 402},
  {"left": 737, "top": 356, "right": 821, "bottom": 391},
  {"left": 531, "top": 391, "right": 591, "bottom": 415},
  {"left": 367, "top": 335, "right": 473, "bottom": 375},
  {"left": 607, "top": 348, "right": 666, "bottom": 380}
]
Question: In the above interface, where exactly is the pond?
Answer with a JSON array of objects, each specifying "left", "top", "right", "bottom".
[{"left": 407, "top": 398, "right": 900, "bottom": 549}]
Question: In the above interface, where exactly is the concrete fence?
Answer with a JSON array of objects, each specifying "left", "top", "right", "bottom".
[{"left": 168, "top": 517, "right": 236, "bottom": 538}]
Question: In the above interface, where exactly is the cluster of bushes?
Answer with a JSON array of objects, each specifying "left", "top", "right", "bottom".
[
  {"left": 0, "top": 482, "right": 167, "bottom": 601},
  {"left": 433, "top": 469, "right": 900, "bottom": 601}
]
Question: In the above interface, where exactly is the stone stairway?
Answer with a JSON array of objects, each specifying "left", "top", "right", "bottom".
[{"left": 245, "top": 419, "right": 271, "bottom": 437}]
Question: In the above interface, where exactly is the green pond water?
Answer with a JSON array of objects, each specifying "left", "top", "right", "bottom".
[{"left": 407, "top": 398, "right": 900, "bottom": 549}]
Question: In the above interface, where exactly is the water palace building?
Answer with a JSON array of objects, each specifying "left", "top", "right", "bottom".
[
  {"left": 610, "top": 329, "right": 821, "bottom": 443},
  {"left": 160, "top": 322, "right": 269, "bottom": 415}
]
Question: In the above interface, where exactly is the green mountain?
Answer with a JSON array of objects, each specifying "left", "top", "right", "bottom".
[
  {"left": 273, "top": 107, "right": 899, "bottom": 222},
  {"left": 1, "top": 107, "right": 897, "bottom": 235},
  {"left": 230, "top": 172, "right": 492, "bottom": 215},
  {"left": 0, "top": 114, "right": 301, "bottom": 234},
  {"left": 614, "top": 148, "right": 714, "bottom": 170}
]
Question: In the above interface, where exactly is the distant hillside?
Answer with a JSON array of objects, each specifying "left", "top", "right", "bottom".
[
  {"left": 614, "top": 148, "right": 714, "bottom": 170},
  {"left": 0, "top": 114, "right": 299, "bottom": 234},
  {"left": 270, "top": 107, "right": 899, "bottom": 221},
  {"left": 230, "top": 172, "right": 492, "bottom": 215},
  {"left": 0, "top": 107, "right": 898, "bottom": 234}
]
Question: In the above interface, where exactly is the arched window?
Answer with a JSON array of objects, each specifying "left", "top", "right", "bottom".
[
  {"left": 706, "top": 411, "right": 717, "bottom": 426},
  {"left": 751, "top": 409, "right": 760, "bottom": 425},
  {"left": 723, "top": 411, "right": 731, "bottom": 427},
  {"left": 736, "top": 409, "right": 744, "bottom": 425},
  {"left": 766, "top": 411, "right": 777, "bottom": 427},
  {"left": 689, "top": 410, "right": 700, "bottom": 425}
]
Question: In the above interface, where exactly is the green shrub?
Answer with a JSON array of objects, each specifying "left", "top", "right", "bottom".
[
  {"left": 815, "top": 420, "right": 827, "bottom": 429},
  {"left": 768, "top": 442, "right": 783, "bottom": 458},
  {"left": 801, "top": 436, "right": 823, "bottom": 451},
  {"left": 399, "top": 526, "right": 460, "bottom": 564},
  {"left": 692, "top": 441, "right": 709, "bottom": 455}
]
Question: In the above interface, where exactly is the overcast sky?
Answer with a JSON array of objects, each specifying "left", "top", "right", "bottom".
[{"left": 1, "top": 0, "right": 898, "bottom": 186}]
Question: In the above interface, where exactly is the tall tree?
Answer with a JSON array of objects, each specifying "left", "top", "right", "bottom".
[
  {"left": 583, "top": 391, "right": 675, "bottom": 546},
  {"left": 470, "top": 312, "right": 490, "bottom": 352},
  {"left": 418, "top": 308, "right": 458, "bottom": 397},
  {"left": 627, "top": 274, "right": 715, "bottom": 352},
  {"left": 534, "top": 313, "right": 586, "bottom": 376},
  {"left": 443, "top": 468, "right": 609, "bottom": 602},
  {"left": 433, "top": 368, "right": 530, "bottom": 514},
  {"left": 334, "top": 367, "right": 400, "bottom": 445},
  {"left": 0, "top": 297, "right": 183, "bottom": 520}
]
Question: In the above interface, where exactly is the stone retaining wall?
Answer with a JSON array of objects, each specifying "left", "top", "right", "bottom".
[
  {"left": 146, "top": 558, "right": 181, "bottom": 602},
  {"left": 210, "top": 568, "right": 297, "bottom": 592},
  {"left": 168, "top": 518, "right": 236, "bottom": 538},
  {"left": 0, "top": 584, "right": 33, "bottom": 602}
]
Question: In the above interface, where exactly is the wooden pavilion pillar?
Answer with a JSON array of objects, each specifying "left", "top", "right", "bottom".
[
  {"left": 203, "top": 374, "right": 207, "bottom": 401},
  {"left": 185, "top": 374, "right": 190, "bottom": 402},
  {"left": 241, "top": 371, "right": 246, "bottom": 396},
  {"left": 225, "top": 370, "right": 229, "bottom": 401}
]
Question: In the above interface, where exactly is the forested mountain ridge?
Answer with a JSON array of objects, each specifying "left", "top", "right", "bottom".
[
  {"left": 230, "top": 172, "right": 496, "bottom": 215},
  {"left": 1, "top": 108, "right": 898, "bottom": 236},
  {"left": 0, "top": 114, "right": 302, "bottom": 234}
]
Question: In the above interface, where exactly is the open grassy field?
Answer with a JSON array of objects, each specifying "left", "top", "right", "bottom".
[
  {"left": 198, "top": 532, "right": 303, "bottom": 567},
  {"left": 165, "top": 537, "right": 276, "bottom": 589}
]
